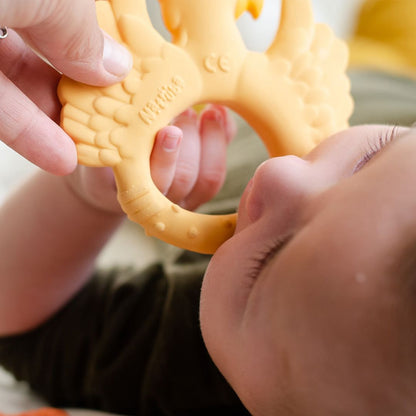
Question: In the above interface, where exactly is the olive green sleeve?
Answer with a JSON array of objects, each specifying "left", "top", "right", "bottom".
[{"left": 0, "top": 265, "right": 248, "bottom": 415}]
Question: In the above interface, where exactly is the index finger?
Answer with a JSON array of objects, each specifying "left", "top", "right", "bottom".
[{"left": 0, "top": 72, "right": 77, "bottom": 175}]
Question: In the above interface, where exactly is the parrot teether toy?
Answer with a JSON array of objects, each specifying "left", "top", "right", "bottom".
[{"left": 58, "top": 0, "right": 353, "bottom": 254}]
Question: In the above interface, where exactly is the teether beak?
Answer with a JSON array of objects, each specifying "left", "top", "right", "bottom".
[{"left": 235, "top": 0, "right": 264, "bottom": 19}]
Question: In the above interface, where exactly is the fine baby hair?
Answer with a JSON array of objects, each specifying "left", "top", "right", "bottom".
[{"left": 58, "top": 0, "right": 353, "bottom": 254}]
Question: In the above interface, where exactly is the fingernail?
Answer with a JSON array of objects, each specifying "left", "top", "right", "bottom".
[
  {"left": 204, "top": 108, "right": 223, "bottom": 124},
  {"left": 173, "top": 108, "right": 198, "bottom": 124},
  {"left": 162, "top": 132, "right": 181, "bottom": 152},
  {"left": 201, "top": 109, "right": 223, "bottom": 134},
  {"left": 182, "top": 108, "right": 198, "bottom": 119},
  {"left": 102, "top": 34, "right": 132, "bottom": 78}
]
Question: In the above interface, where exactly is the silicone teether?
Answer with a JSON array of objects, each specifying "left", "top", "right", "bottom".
[{"left": 58, "top": 0, "right": 353, "bottom": 254}]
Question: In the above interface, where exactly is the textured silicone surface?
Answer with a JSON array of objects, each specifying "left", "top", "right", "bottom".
[{"left": 58, "top": 0, "right": 353, "bottom": 254}]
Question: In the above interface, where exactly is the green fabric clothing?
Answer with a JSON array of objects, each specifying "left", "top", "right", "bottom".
[{"left": 0, "top": 264, "right": 249, "bottom": 415}]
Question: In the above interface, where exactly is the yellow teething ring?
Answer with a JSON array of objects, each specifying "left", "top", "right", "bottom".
[{"left": 58, "top": 0, "right": 353, "bottom": 254}]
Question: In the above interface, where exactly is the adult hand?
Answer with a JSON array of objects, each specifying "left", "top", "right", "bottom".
[{"left": 0, "top": 0, "right": 132, "bottom": 175}]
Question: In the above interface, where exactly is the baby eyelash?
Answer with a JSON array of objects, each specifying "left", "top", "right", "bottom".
[
  {"left": 354, "top": 126, "right": 399, "bottom": 172},
  {"left": 247, "top": 235, "right": 292, "bottom": 281}
]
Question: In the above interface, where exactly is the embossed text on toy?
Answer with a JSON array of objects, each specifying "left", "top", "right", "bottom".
[{"left": 139, "top": 76, "right": 186, "bottom": 125}]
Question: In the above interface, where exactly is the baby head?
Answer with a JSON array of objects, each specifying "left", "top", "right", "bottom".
[{"left": 200, "top": 125, "right": 416, "bottom": 415}]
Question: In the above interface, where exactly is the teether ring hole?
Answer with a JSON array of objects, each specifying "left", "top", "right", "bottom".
[
  {"left": 237, "top": 1, "right": 280, "bottom": 51},
  {"left": 151, "top": 108, "right": 268, "bottom": 216}
]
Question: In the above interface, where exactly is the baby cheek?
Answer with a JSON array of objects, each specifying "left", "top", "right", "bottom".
[{"left": 297, "top": 274, "right": 412, "bottom": 403}]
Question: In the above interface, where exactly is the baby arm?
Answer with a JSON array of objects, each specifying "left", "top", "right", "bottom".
[{"left": 0, "top": 105, "right": 235, "bottom": 336}]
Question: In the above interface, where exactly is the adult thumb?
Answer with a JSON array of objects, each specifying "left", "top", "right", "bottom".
[{"left": 2, "top": 0, "right": 132, "bottom": 86}]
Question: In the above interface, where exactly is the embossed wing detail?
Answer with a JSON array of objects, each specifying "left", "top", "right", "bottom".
[
  {"left": 237, "top": 0, "right": 352, "bottom": 157},
  {"left": 269, "top": 0, "right": 352, "bottom": 147},
  {"left": 58, "top": 0, "right": 353, "bottom": 254},
  {"left": 59, "top": 76, "right": 133, "bottom": 167},
  {"left": 59, "top": 0, "right": 199, "bottom": 167}
]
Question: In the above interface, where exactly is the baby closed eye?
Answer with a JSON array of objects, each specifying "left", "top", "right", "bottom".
[
  {"left": 353, "top": 126, "right": 400, "bottom": 173},
  {"left": 247, "top": 233, "right": 294, "bottom": 282}
]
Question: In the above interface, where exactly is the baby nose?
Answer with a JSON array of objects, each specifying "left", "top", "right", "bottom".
[{"left": 243, "top": 155, "right": 312, "bottom": 222}]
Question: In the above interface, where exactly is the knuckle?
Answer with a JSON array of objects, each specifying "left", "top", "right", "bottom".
[
  {"left": 46, "top": 1, "right": 99, "bottom": 62},
  {"left": 11, "top": 0, "right": 100, "bottom": 66},
  {"left": 14, "top": 1, "right": 55, "bottom": 26},
  {"left": 0, "top": 40, "right": 29, "bottom": 83},
  {"left": 173, "top": 171, "right": 196, "bottom": 191},
  {"left": 199, "top": 170, "right": 224, "bottom": 191},
  {"left": 10, "top": 112, "right": 38, "bottom": 147},
  {"left": 0, "top": 86, "right": 38, "bottom": 147},
  {"left": 174, "top": 161, "right": 198, "bottom": 187},
  {"left": 61, "top": 26, "right": 97, "bottom": 62}
]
